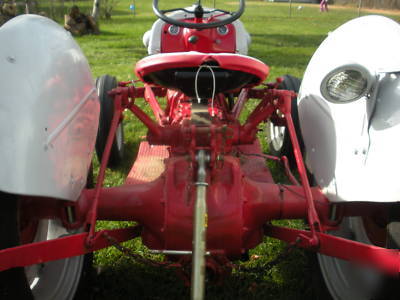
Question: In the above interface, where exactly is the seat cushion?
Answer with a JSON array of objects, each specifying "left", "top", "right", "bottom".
[{"left": 135, "top": 52, "right": 269, "bottom": 98}]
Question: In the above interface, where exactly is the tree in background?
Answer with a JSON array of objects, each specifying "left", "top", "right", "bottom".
[
  {"left": 92, "top": 0, "right": 100, "bottom": 20},
  {"left": 1, "top": 1, "right": 119, "bottom": 21},
  {"left": 24, "top": 0, "right": 38, "bottom": 13},
  {"left": 103, "top": 0, "right": 119, "bottom": 19},
  {"left": 92, "top": 0, "right": 119, "bottom": 20}
]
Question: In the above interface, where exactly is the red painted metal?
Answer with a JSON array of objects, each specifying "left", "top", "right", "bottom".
[
  {"left": 75, "top": 140, "right": 329, "bottom": 259},
  {"left": 1, "top": 78, "right": 398, "bottom": 277},
  {"left": 281, "top": 156, "right": 300, "bottom": 186},
  {"left": 231, "top": 88, "right": 248, "bottom": 119},
  {"left": 0, "top": 226, "right": 141, "bottom": 272},
  {"left": 1, "top": 9, "right": 399, "bottom": 286},
  {"left": 86, "top": 90, "right": 126, "bottom": 246},
  {"left": 161, "top": 23, "right": 236, "bottom": 53},
  {"left": 129, "top": 103, "right": 163, "bottom": 137},
  {"left": 144, "top": 84, "right": 167, "bottom": 124},
  {"left": 135, "top": 52, "right": 269, "bottom": 86},
  {"left": 125, "top": 141, "right": 169, "bottom": 184},
  {"left": 165, "top": 90, "right": 191, "bottom": 123},
  {"left": 284, "top": 105, "right": 322, "bottom": 246},
  {"left": 265, "top": 225, "right": 400, "bottom": 276}
]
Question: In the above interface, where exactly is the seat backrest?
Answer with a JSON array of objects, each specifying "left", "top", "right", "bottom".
[{"left": 142, "top": 8, "right": 251, "bottom": 55}]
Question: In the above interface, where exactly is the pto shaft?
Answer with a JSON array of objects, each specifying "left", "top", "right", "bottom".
[{"left": 191, "top": 150, "right": 209, "bottom": 300}]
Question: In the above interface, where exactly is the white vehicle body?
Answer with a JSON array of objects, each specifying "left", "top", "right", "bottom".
[
  {"left": 0, "top": 15, "right": 99, "bottom": 201},
  {"left": 298, "top": 15, "right": 400, "bottom": 203}
]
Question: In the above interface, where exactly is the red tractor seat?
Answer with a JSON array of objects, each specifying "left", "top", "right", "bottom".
[{"left": 135, "top": 52, "right": 269, "bottom": 98}]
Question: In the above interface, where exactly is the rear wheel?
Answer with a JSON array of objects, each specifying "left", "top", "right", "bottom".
[
  {"left": 0, "top": 193, "right": 87, "bottom": 300},
  {"left": 266, "top": 75, "right": 302, "bottom": 166},
  {"left": 95, "top": 74, "right": 124, "bottom": 168},
  {"left": 316, "top": 217, "right": 399, "bottom": 300}
]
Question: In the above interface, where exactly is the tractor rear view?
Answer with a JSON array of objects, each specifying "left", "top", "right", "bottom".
[{"left": 0, "top": 1, "right": 399, "bottom": 299}]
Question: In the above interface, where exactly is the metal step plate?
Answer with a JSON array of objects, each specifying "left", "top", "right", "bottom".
[{"left": 125, "top": 141, "right": 169, "bottom": 185}]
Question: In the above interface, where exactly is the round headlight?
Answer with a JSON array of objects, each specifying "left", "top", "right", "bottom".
[
  {"left": 217, "top": 25, "right": 229, "bottom": 35},
  {"left": 321, "top": 64, "right": 374, "bottom": 103},
  {"left": 168, "top": 25, "right": 180, "bottom": 35}
]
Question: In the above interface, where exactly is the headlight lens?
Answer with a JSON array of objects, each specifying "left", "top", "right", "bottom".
[{"left": 321, "top": 65, "right": 374, "bottom": 103}]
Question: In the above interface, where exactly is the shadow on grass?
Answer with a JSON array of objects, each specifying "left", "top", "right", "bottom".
[
  {"left": 100, "top": 15, "right": 156, "bottom": 26},
  {"left": 96, "top": 30, "right": 127, "bottom": 37},
  {"left": 119, "top": 139, "right": 141, "bottom": 176},
  {"left": 88, "top": 262, "right": 189, "bottom": 300},
  {"left": 85, "top": 246, "right": 315, "bottom": 300}
]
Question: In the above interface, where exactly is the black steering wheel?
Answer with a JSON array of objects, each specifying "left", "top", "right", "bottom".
[{"left": 152, "top": 0, "right": 245, "bottom": 29}]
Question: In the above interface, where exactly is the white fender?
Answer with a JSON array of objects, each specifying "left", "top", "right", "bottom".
[
  {"left": 298, "top": 15, "right": 400, "bottom": 203},
  {"left": 0, "top": 15, "right": 99, "bottom": 201}
]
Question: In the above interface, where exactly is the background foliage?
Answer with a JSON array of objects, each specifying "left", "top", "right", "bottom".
[{"left": 3, "top": 0, "right": 400, "bottom": 20}]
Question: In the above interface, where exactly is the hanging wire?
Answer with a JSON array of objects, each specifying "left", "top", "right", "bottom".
[{"left": 194, "top": 65, "right": 217, "bottom": 117}]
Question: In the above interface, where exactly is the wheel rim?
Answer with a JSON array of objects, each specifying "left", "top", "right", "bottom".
[
  {"left": 24, "top": 220, "right": 84, "bottom": 300},
  {"left": 318, "top": 217, "right": 385, "bottom": 300},
  {"left": 269, "top": 122, "right": 286, "bottom": 151}
]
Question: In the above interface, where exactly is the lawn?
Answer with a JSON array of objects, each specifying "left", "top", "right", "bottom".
[{"left": 48, "top": 1, "right": 400, "bottom": 299}]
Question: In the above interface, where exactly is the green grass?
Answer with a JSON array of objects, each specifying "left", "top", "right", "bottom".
[{"left": 57, "top": 1, "right": 400, "bottom": 299}]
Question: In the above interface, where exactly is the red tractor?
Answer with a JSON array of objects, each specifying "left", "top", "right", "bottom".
[{"left": 0, "top": 1, "right": 398, "bottom": 299}]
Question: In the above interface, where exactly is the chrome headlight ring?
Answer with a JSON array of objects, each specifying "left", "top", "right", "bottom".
[{"left": 321, "top": 64, "right": 376, "bottom": 104}]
